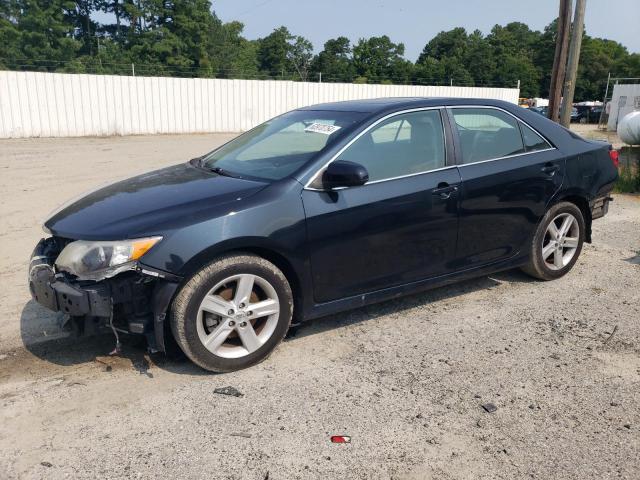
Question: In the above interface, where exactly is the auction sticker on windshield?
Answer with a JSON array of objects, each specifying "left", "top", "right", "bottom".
[{"left": 304, "top": 123, "right": 341, "bottom": 135}]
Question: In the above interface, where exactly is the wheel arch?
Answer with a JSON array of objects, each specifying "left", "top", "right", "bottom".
[
  {"left": 549, "top": 191, "right": 592, "bottom": 243},
  {"left": 178, "top": 239, "right": 306, "bottom": 323}
]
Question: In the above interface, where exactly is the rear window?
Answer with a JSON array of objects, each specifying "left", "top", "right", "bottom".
[
  {"left": 452, "top": 108, "right": 525, "bottom": 164},
  {"left": 520, "top": 123, "right": 551, "bottom": 152}
]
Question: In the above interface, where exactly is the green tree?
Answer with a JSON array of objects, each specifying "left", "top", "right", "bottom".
[
  {"left": 13, "top": 0, "right": 82, "bottom": 71},
  {"left": 63, "top": 0, "right": 101, "bottom": 56},
  {"left": 119, "top": 0, "right": 221, "bottom": 76},
  {"left": 352, "top": 35, "right": 408, "bottom": 83},
  {"left": 418, "top": 27, "right": 468, "bottom": 62},
  {"left": 464, "top": 30, "right": 496, "bottom": 86},
  {"left": 487, "top": 22, "right": 541, "bottom": 94},
  {"left": 4, "top": 3, "right": 640, "bottom": 98},
  {"left": 0, "top": 0, "right": 22, "bottom": 69},
  {"left": 615, "top": 53, "right": 640, "bottom": 79},
  {"left": 416, "top": 28, "right": 480, "bottom": 86},
  {"left": 256, "top": 26, "right": 313, "bottom": 80},
  {"left": 257, "top": 26, "right": 292, "bottom": 78},
  {"left": 413, "top": 57, "right": 444, "bottom": 85},
  {"left": 210, "top": 21, "right": 259, "bottom": 78},
  {"left": 533, "top": 20, "right": 559, "bottom": 98},
  {"left": 494, "top": 55, "right": 540, "bottom": 96},
  {"left": 288, "top": 35, "right": 313, "bottom": 81},
  {"left": 576, "top": 35, "right": 630, "bottom": 101},
  {"left": 311, "top": 37, "right": 355, "bottom": 82}
]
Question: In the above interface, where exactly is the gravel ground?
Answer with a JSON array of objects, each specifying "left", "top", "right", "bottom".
[{"left": 0, "top": 134, "right": 639, "bottom": 479}]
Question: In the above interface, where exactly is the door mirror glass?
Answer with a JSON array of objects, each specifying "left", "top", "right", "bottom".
[{"left": 322, "top": 160, "right": 369, "bottom": 189}]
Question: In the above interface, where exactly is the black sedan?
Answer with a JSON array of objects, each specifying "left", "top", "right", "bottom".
[
  {"left": 575, "top": 105, "right": 604, "bottom": 124},
  {"left": 29, "top": 98, "right": 618, "bottom": 372}
]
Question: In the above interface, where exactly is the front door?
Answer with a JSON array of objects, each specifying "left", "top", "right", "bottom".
[
  {"left": 302, "top": 109, "right": 461, "bottom": 303},
  {"left": 448, "top": 107, "right": 565, "bottom": 269}
]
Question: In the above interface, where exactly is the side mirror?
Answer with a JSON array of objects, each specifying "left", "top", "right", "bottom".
[{"left": 322, "top": 160, "right": 369, "bottom": 190}]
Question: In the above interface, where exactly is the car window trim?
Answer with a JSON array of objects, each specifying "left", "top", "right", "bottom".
[
  {"left": 304, "top": 106, "right": 448, "bottom": 191},
  {"left": 446, "top": 105, "right": 556, "bottom": 167}
]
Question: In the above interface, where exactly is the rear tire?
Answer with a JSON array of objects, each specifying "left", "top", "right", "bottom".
[
  {"left": 521, "top": 202, "right": 585, "bottom": 281},
  {"left": 170, "top": 253, "right": 293, "bottom": 372}
]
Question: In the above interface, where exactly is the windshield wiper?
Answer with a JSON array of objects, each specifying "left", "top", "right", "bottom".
[
  {"left": 207, "top": 166, "right": 242, "bottom": 178},
  {"left": 191, "top": 157, "right": 242, "bottom": 178}
]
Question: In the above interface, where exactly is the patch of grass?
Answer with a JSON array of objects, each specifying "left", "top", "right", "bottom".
[
  {"left": 615, "top": 167, "right": 640, "bottom": 193},
  {"left": 614, "top": 147, "right": 640, "bottom": 193}
]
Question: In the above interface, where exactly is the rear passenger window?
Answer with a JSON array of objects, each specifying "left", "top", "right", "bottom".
[
  {"left": 452, "top": 108, "right": 525, "bottom": 164},
  {"left": 520, "top": 123, "right": 551, "bottom": 152}
]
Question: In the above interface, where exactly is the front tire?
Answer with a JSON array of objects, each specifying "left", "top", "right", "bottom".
[
  {"left": 170, "top": 253, "right": 293, "bottom": 372},
  {"left": 521, "top": 202, "right": 585, "bottom": 281}
]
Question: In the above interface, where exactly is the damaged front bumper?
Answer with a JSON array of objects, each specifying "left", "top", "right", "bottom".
[{"left": 28, "top": 237, "right": 180, "bottom": 352}]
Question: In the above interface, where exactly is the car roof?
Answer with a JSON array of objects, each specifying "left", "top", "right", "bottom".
[{"left": 297, "top": 97, "right": 517, "bottom": 113}]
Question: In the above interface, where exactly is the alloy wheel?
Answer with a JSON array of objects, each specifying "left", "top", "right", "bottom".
[
  {"left": 542, "top": 212, "right": 580, "bottom": 270},
  {"left": 196, "top": 274, "right": 280, "bottom": 359}
]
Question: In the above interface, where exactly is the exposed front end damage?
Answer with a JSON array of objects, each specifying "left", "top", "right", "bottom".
[{"left": 28, "top": 237, "right": 180, "bottom": 352}]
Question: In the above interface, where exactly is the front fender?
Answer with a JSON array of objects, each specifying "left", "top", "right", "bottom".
[{"left": 141, "top": 180, "right": 307, "bottom": 275}]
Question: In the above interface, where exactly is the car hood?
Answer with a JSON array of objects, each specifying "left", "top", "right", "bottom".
[{"left": 45, "top": 162, "right": 269, "bottom": 240}]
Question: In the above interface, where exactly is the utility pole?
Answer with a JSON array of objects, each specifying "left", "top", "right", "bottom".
[
  {"left": 560, "top": 0, "right": 587, "bottom": 127},
  {"left": 548, "top": 0, "right": 572, "bottom": 122}
]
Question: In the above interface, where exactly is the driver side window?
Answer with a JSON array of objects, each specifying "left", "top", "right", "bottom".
[{"left": 335, "top": 110, "right": 446, "bottom": 182}]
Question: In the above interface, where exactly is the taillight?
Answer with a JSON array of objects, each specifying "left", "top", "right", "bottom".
[{"left": 609, "top": 149, "right": 619, "bottom": 168}]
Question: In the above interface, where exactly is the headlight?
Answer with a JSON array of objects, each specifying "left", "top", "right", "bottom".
[{"left": 55, "top": 236, "right": 162, "bottom": 281}]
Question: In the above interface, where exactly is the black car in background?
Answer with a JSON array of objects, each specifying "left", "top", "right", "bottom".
[
  {"left": 530, "top": 106, "right": 580, "bottom": 122},
  {"left": 575, "top": 105, "right": 604, "bottom": 124},
  {"left": 29, "top": 98, "right": 619, "bottom": 372}
]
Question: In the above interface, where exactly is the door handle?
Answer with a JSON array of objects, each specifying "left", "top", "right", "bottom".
[
  {"left": 541, "top": 163, "right": 560, "bottom": 175},
  {"left": 432, "top": 183, "right": 459, "bottom": 199}
]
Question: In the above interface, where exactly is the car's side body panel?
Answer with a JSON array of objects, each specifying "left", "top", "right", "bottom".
[
  {"left": 303, "top": 244, "right": 530, "bottom": 321},
  {"left": 301, "top": 167, "right": 462, "bottom": 302},
  {"left": 452, "top": 149, "right": 565, "bottom": 268},
  {"left": 443, "top": 105, "right": 567, "bottom": 269},
  {"left": 140, "top": 179, "right": 309, "bottom": 279}
]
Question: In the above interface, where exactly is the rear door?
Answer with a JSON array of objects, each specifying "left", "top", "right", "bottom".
[
  {"left": 448, "top": 107, "right": 564, "bottom": 269},
  {"left": 302, "top": 108, "right": 461, "bottom": 303}
]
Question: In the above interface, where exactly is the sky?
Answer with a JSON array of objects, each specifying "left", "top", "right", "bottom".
[{"left": 213, "top": 0, "right": 640, "bottom": 61}]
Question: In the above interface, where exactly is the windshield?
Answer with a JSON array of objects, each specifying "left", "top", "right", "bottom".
[{"left": 201, "top": 110, "right": 367, "bottom": 181}]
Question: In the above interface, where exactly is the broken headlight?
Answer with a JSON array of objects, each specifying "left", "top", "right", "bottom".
[{"left": 55, "top": 237, "right": 162, "bottom": 281}]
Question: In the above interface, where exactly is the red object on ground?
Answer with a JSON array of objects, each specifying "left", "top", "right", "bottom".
[{"left": 330, "top": 435, "right": 351, "bottom": 443}]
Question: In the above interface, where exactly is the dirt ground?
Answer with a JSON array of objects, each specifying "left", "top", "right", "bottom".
[{"left": 1, "top": 134, "right": 639, "bottom": 479}]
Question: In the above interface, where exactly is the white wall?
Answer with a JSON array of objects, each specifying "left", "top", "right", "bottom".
[
  {"left": 608, "top": 83, "right": 640, "bottom": 131},
  {"left": 0, "top": 71, "right": 520, "bottom": 139}
]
